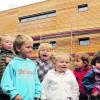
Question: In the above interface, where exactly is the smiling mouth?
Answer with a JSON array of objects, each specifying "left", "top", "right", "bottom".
[
  {"left": 61, "top": 67, "right": 67, "bottom": 69},
  {"left": 43, "top": 55, "right": 48, "bottom": 57}
]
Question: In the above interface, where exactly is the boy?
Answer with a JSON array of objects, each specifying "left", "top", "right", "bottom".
[
  {"left": 0, "top": 34, "right": 15, "bottom": 100},
  {"left": 1, "top": 34, "right": 41, "bottom": 100},
  {"left": 41, "top": 52, "right": 79, "bottom": 100}
]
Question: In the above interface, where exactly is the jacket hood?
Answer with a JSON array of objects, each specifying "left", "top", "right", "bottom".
[{"left": 13, "top": 56, "right": 29, "bottom": 61}]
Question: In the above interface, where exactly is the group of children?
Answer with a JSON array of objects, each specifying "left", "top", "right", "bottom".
[{"left": 0, "top": 34, "right": 99, "bottom": 100}]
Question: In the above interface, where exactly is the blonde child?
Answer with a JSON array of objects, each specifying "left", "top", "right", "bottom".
[
  {"left": 73, "top": 53, "right": 90, "bottom": 100},
  {"left": 35, "top": 43, "right": 53, "bottom": 82},
  {"left": 83, "top": 51, "right": 100, "bottom": 100},
  {"left": 0, "top": 34, "right": 14, "bottom": 64},
  {"left": 1, "top": 34, "right": 41, "bottom": 100},
  {"left": 0, "top": 34, "right": 15, "bottom": 100},
  {"left": 41, "top": 52, "right": 79, "bottom": 100}
]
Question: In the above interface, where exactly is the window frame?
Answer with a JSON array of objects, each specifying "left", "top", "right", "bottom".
[{"left": 19, "top": 10, "right": 56, "bottom": 23}]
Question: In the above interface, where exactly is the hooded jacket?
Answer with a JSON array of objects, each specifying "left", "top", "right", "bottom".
[
  {"left": 1, "top": 57, "right": 41, "bottom": 100},
  {"left": 41, "top": 69, "right": 79, "bottom": 100}
]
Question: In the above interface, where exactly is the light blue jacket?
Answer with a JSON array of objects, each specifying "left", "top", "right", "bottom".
[{"left": 1, "top": 57, "right": 41, "bottom": 100}]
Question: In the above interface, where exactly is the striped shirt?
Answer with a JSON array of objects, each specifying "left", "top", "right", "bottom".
[
  {"left": 0, "top": 48, "right": 15, "bottom": 93},
  {"left": 93, "top": 67, "right": 100, "bottom": 93},
  {"left": 35, "top": 58, "right": 53, "bottom": 82}
]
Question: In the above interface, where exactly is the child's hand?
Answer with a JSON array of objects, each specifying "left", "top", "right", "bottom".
[
  {"left": 5, "top": 57, "right": 12, "bottom": 63},
  {"left": 92, "top": 91, "right": 99, "bottom": 96},
  {"left": 14, "top": 95, "right": 22, "bottom": 100}
]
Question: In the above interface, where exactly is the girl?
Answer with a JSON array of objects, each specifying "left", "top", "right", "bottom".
[
  {"left": 41, "top": 52, "right": 79, "bottom": 100},
  {"left": 35, "top": 43, "right": 53, "bottom": 82},
  {"left": 73, "top": 53, "right": 90, "bottom": 100}
]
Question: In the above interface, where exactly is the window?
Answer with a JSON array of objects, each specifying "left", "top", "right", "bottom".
[
  {"left": 79, "top": 37, "right": 90, "bottom": 45},
  {"left": 33, "top": 43, "right": 40, "bottom": 50},
  {"left": 78, "top": 4, "right": 88, "bottom": 12},
  {"left": 19, "top": 10, "right": 56, "bottom": 23},
  {"left": 50, "top": 41, "right": 56, "bottom": 48}
]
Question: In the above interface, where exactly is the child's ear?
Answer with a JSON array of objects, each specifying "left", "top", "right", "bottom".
[
  {"left": 52, "top": 59, "right": 57, "bottom": 65},
  {"left": 16, "top": 48, "right": 20, "bottom": 53},
  {"left": 5, "top": 57, "right": 11, "bottom": 63},
  {"left": 84, "top": 61, "right": 88, "bottom": 66}
]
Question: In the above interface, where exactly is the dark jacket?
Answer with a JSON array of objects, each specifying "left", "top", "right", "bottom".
[
  {"left": 0, "top": 48, "right": 15, "bottom": 93},
  {"left": 82, "top": 69, "right": 95, "bottom": 94}
]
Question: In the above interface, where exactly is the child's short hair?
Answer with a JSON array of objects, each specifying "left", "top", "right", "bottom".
[
  {"left": 74, "top": 53, "right": 90, "bottom": 66},
  {"left": 13, "top": 34, "right": 33, "bottom": 54},
  {"left": 0, "top": 34, "right": 13, "bottom": 41},
  {"left": 38, "top": 43, "right": 53, "bottom": 56},
  {"left": 51, "top": 52, "right": 71, "bottom": 63},
  {"left": 91, "top": 51, "right": 100, "bottom": 66}
]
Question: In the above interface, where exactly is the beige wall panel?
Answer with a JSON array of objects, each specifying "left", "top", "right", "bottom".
[{"left": 0, "top": 0, "right": 100, "bottom": 55}]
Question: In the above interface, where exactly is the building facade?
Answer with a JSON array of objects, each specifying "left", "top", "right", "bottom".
[{"left": 0, "top": 0, "right": 100, "bottom": 57}]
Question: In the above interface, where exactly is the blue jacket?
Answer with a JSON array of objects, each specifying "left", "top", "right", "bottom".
[
  {"left": 1, "top": 57, "right": 41, "bottom": 100},
  {"left": 82, "top": 69, "right": 95, "bottom": 94}
]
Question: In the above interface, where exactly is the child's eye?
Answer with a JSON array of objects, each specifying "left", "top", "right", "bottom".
[
  {"left": 27, "top": 46, "right": 32, "bottom": 48},
  {"left": 75, "top": 59, "right": 79, "bottom": 62},
  {"left": 41, "top": 49, "right": 51, "bottom": 52},
  {"left": 60, "top": 61, "right": 68, "bottom": 63},
  {"left": 4, "top": 41, "right": 9, "bottom": 43},
  {"left": 41, "top": 49, "right": 45, "bottom": 52},
  {"left": 45, "top": 49, "right": 51, "bottom": 52},
  {"left": 60, "top": 61, "right": 64, "bottom": 63},
  {"left": 65, "top": 61, "right": 69, "bottom": 64}
]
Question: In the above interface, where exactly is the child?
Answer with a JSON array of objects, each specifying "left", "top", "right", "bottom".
[
  {"left": 73, "top": 53, "right": 90, "bottom": 100},
  {"left": 0, "top": 34, "right": 14, "bottom": 65},
  {"left": 1, "top": 34, "right": 41, "bottom": 100},
  {"left": 83, "top": 51, "right": 100, "bottom": 100},
  {"left": 0, "top": 34, "right": 15, "bottom": 100},
  {"left": 41, "top": 52, "right": 79, "bottom": 100},
  {"left": 91, "top": 51, "right": 100, "bottom": 66},
  {"left": 35, "top": 43, "right": 53, "bottom": 82}
]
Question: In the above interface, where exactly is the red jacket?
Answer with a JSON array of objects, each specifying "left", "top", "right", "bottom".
[{"left": 73, "top": 67, "right": 90, "bottom": 96}]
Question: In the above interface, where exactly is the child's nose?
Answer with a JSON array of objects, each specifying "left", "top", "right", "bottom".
[
  {"left": 63, "top": 62, "right": 67, "bottom": 66},
  {"left": 30, "top": 48, "right": 33, "bottom": 52}
]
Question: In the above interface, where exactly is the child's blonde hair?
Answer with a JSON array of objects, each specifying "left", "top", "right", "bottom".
[
  {"left": 13, "top": 34, "right": 33, "bottom": 54},
  {"left": 0, "top": 34, "right": 14, "bottom": 41},
  {"left": 51, "top": 52, "right": 71, "bottom": 63},
  {"left": 38, "top": 43, "right": 53, "bottom": 57}
]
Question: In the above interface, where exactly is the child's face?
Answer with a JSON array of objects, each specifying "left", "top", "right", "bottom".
[
  {"left": 96, "top": 62, "right": 100, "bottom": 69},
  {"left": 18, "top": 43, "right": 33, "bottom": 58},
  {"left": 54, "top": 55, "right": 70, "bottom": 73},
  {"left": 1, "top": 36, "right": 13, "bottom": 50},
  {"left": 39, "top": 47, "right": 52, "bottom": 61},
  {"left": 74, "top": 59, "right": 84, "bottom": 68}
]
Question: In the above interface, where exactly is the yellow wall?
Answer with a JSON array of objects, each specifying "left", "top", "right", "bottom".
[
  {"left": 0, "top": 0, "right": 56, "bottom": 36},
  {"left": 0, "top": 0, "right": 100, "bottom": 55},
  {"left": 56, "top": 0, "right": 100, "bottom": 32},
  {"left": 34, "top": 33, "right": 100, "bottom": 54},
  {"left": 0, "top": 0, "right": 100, "bottom": 36}
]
